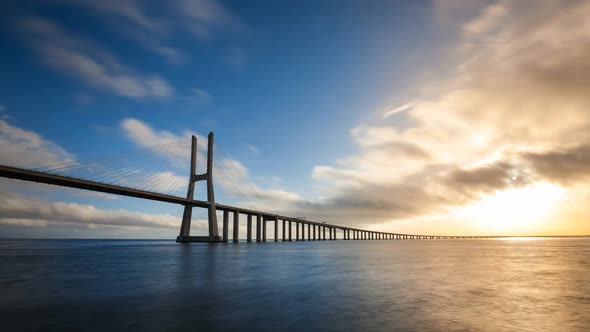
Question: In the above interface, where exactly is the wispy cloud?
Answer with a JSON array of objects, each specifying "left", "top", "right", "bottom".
[
  {"left": 224, "top": 46, "right": 249, "bottom": 69},
  {"left": 0, "top": 119, "right": 74, "bottom": 168},
  {"left": 245, "top": 144, "right": 260, "bottom": 155},
  {"left": 60, "top": 0, "right": 245, "bottom": 64},
  {"left": 176, "top": 0, "right": 243, "bottom": 40},
  {"left": 383, "top": 102, "right": 414, "bottom": 119},
  {"left": 18, "top": 17, "right": 173, "bottom": 99},
  {"left": 0, "top": 104, "right": 10, "bottom": 120}
]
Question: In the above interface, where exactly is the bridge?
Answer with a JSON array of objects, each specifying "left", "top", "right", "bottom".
[{"left": 0, "top": 133, "right": 582, "bottom": 242}]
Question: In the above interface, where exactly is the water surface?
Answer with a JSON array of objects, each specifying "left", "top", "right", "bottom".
[{"left": 1, "top": 239, "right": 589, "bottom": 331}]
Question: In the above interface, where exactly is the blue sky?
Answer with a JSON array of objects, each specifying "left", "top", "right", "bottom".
[{"left": 2, "top": 0, "right": 589, "bottom": 238}]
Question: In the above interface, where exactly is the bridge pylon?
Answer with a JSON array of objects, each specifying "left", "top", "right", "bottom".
[{"left": 176, "top": 132, "right": 222, "bottom": 243}]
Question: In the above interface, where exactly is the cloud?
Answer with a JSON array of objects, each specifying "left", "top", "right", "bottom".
[
  {"left": 59, "top": 0, "right": 244, "bottom": 63},
  {"left": 462, "top": 2, "right": 508, "bottom": 38},
  {"left": 18, "top": 17, "right": 173, "bottom": 99},
  {"left": 120, "top": 117, "right": 192, "bottom": 146},
  {"left": 296, "top": 0, "right": 590, "bottom": 227},
  {"left": 176, "top": 0, "right": 242, "bottom": 40},
  {"left": 245, "top": 144, "right": 260, "bottom": 155},
  {"left": 0, "top": 192, "right": 181, "bottom": 229},
  {"left": 63, "top": 0, "right": 168, "bottom": 35},
  {"left": 0, "top": 119, "right": 74, "bottom": 168},
  {"left": 0, "top": 104, "right": 10, "bottom": 120},
  {"left": 59, "top": 0, "right": 186, "bottom": 63},
  {"left": 224, "top": 46, "right": 249, "bottom": 69},
  {"left": 523, "top": 144, "right": 590, "bottom": 186},
  {"left": 182, "top": 88, "right": 213, "bottom": 109},
  {"left": 383, "top": 102, "right": 414, "bottom": 119}
]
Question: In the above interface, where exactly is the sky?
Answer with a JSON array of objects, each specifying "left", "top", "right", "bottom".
[{"left": 1, "top": 0, "right": 589, "bottom": 238}]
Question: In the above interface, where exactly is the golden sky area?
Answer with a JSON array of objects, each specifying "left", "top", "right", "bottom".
[{"left": 304, "top": 0, "right": 590, "bottom": 235}]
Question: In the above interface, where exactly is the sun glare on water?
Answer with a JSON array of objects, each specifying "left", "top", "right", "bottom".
[{"left": 456, "top": 182, "right": 567, "bottom": 233}]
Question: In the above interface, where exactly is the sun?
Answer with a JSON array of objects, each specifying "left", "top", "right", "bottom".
[{"left": 455, "top": 182, "right": 567, "bottom": 233}]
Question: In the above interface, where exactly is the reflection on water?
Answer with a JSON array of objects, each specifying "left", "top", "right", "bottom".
[{"left": 1, "top": 239, "right": 589, "bottom": 331}]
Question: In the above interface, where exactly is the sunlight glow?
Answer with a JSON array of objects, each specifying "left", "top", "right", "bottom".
[{"left": 456, "top": 182, "right": 567, "bottom": 233}]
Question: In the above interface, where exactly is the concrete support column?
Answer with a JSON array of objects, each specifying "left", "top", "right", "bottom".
[
  {"left": 206, "top": 133, "right": 220, "bottom": 242},
  {"left": 274, "top": 217, "right": 278, "bottom": 242},
  {"left": 262, "top": 217, "right": 267, "bottom": 242},
  {"left": 313, "top": 225, "right": 316, "bottom": 240},
  {"left": 308, "top": 224, "right": 311, "bottom": 240},
  {"left": 256, "top": 215, "right": 261, "bottom": 242},
  {"left": 288, "top": 221, "right": 292, "bottom": 241},
  {"left": 233, "top": 211, "right": 239, "bottom": 242},
  {"left": 222, "top": 210, "right": 229, "bottom": 242},
  {"left": 247, "top": 214, "right": 252, "bottom": 242},
  {"left": 296, "top": 222, "right": 299, "bottom": 240},
  {"left": 282, "top": 219, "right": 286, "bottom": 241},
  {"left": 301, "top": 223, "right": 305, "bottom": 241},
  {"left": 322, "top": 226, "right": 326, "bottom": 240},
  {"left": 178, "top": 136, "right": 197, "bottom": 241}
]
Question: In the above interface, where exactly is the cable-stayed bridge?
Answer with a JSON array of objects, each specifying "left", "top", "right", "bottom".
[{"left": 0, "top": 133, "right": 580, "bottom": 242}]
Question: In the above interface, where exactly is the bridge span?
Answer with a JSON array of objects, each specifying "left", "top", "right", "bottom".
[{"left": 0, "top": 133, "right": 583, "bottom": 242}]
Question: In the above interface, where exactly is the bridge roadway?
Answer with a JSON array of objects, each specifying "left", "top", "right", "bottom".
[{"left": 0, "top": 164, "right": 585, "bottom": 242}]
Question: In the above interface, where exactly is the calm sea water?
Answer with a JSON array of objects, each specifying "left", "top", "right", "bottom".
[{"left": 1, "top": 238, "right": 589, "bottom": 331}]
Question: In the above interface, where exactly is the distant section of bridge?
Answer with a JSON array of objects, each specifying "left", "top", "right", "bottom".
[{"left": 0, "top": 133, "right": 584, "bottom": 243}]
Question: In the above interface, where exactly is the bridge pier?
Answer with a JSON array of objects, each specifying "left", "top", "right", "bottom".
[
  {"left": 300, "top": 223, "right": 305, "bottom": 241},
  {"left": 222, "top": 210, "right": 229, "bottom": 242},
  {"left": 274, "top": 216, "right": 278, "bottom": 242},
  {"left": 296, "top": 221, "right": 299, "bottom": 240},
  {"left": 247, "top": 214, "right": 252, "bottom": 242},
  {"left": 262, "top": 217, "right": 267, "bottom": 242},
  {"left": 282, "top": 220, "right": 286, "bottom": 241},
  {"left": 288, "top": 220, "right": 292, "bottom": 241},
  {"left": 233, "top": 211, "right": 239, "bottom": 242},
  {"left": 256, "top": 215, "right": 261, "bottom": 242}
]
